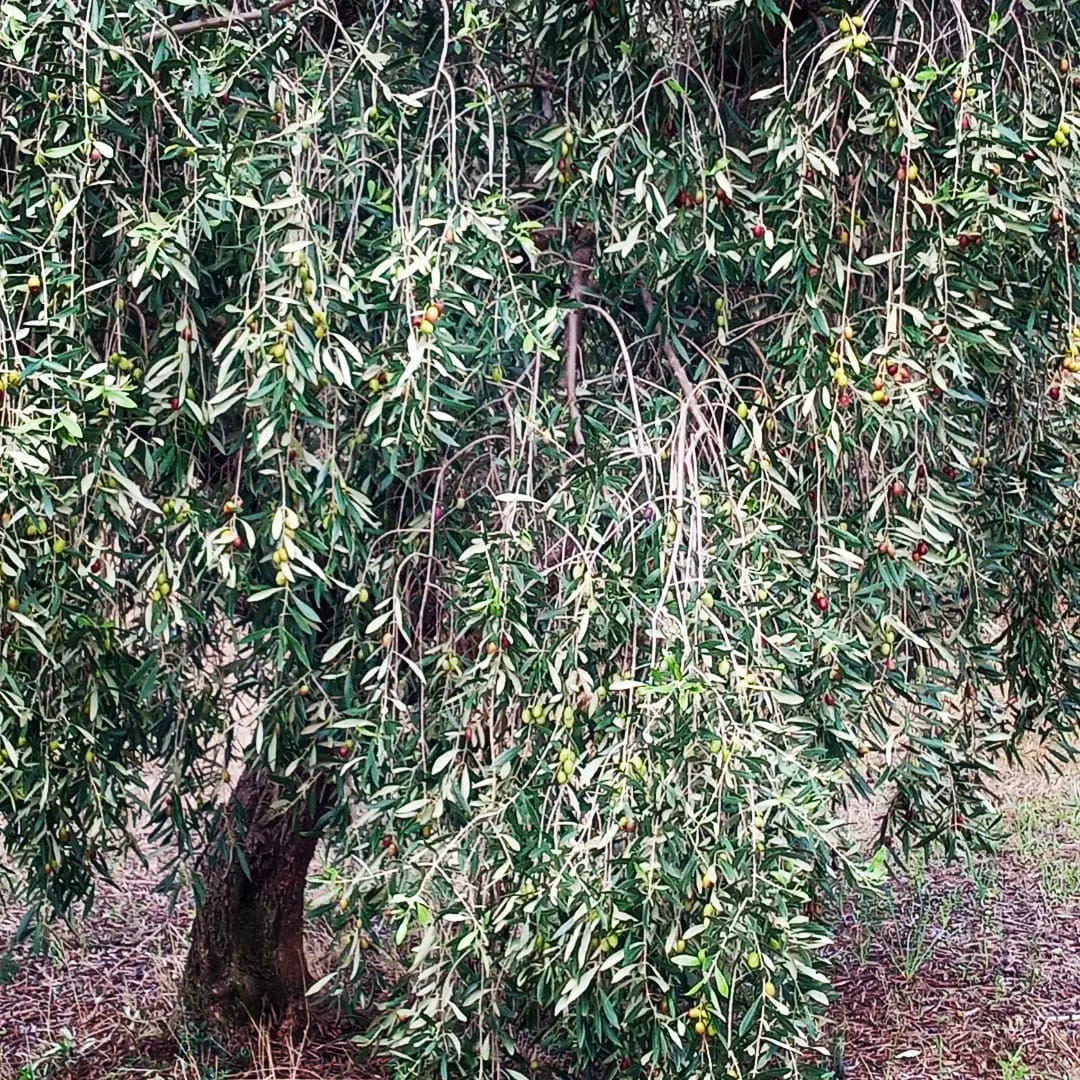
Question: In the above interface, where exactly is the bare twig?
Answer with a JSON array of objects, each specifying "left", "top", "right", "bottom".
[
  {"left": 637, "top": 283, "right": 709, "bottom": 431},
  {"left": 562, "top": 229, "right": 592, "bottom": 448},
  {"left": 745, "top": 334, "right": 768, "bottom": 369},
  {"left": 143, "top": 0, "right": 303, "bottom": 45}
]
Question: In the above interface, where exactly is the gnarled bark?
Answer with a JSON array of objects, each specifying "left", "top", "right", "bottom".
[{"left": 181, "top": 768, "right": 325, "bottom": 1027}]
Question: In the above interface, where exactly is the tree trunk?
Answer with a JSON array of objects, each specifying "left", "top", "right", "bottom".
[{"left": 181, "top": 768, "right": 325, "bottom": 1027}]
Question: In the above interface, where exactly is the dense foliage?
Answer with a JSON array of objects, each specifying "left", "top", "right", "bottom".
[{"left": 2, "top": 0, "right": 1080, "bottom": 1075}]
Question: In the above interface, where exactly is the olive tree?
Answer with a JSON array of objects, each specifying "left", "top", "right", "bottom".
[{"left": 1, "top": 0, "right": 1079, "bottom": 1075}]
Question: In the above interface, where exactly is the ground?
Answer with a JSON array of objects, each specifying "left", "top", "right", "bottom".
[
  {"left": 831, "top": 759, "right": 1080, "bottom": 1079},
  {"left": 0, "top": 858, "right": 373, "bottom": 1080},
  {"left": 3, "top": 757, "right": 1080, "bottom": 1080}
]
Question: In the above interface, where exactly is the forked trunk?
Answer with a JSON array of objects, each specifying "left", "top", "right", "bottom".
[{"left": 181, "top": 768, "right": 324, "bottom": 1027}]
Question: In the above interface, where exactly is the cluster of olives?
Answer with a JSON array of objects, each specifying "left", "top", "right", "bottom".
[
  {"left": 107, "top": 352, "right": 142, "bottom": 380},
  {"left": 148, "top": 570, "right": 171, "bottom": 603}
]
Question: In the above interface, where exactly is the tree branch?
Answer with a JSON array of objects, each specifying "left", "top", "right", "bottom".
[
  {"left": 143, "top": 0, "right": 303, "bottom": 45},
  {"left": 638, "top": 283, "right": 709, "bottom": 431},
  {"left": 562, "top": 229, "right": 592, "bottom": 448}
]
